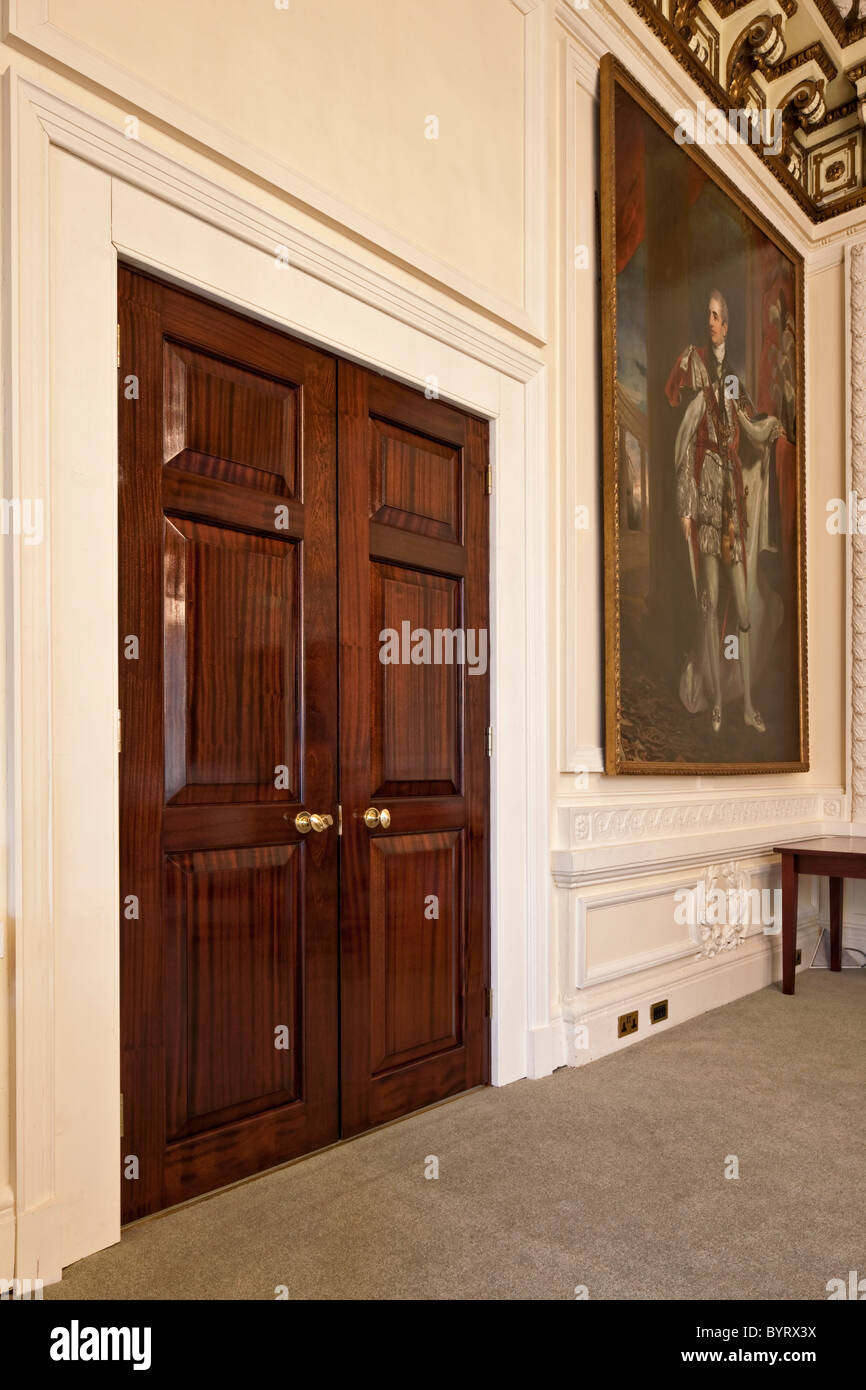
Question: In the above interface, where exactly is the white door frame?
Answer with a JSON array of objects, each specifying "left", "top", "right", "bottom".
[{"left": 1, "top": 70, "right": 551, "bottom": 1281}]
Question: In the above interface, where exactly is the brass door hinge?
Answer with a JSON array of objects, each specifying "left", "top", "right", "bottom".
[
  {"left": 485, "top": 727, "right": 492, "bottom": 757},
  {"left": 116, "top": 709, "right": 122, "bottom": 754},
  {"left": 484, "top": 987, "right": 493, "bottom": 1019},
  {"left": 120, "top": 1092, "right": 124, "bottom": 1138},
  {"left": 117, "top": 323, "right": 121, "bottom": 369},
  {"left": 485, "top": 464, "right": 492, "bottom": 495},
  {"left": 337, "top": 803, "right": 343, "bottom": 836}
]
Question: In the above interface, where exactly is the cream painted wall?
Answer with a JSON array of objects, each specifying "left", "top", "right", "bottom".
[
  {"left": 45, "top": 0, "right": 526, "bottom": 308},
  {"left": 0, "top": 0, "right": 859, "bottom": 1278},
  {"left": 806, "top": 262, "right": 847, "bottom": 786},
  {"left": 549, "top": 0, "right": 858, "bottom": 1077}
]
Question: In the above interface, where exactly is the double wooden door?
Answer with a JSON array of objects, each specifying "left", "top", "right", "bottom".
[{"left": 118, "top": 269, "right": 489, "bottom": 1219}]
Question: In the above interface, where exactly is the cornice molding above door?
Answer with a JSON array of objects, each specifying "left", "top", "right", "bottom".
[{"left": 3, "top": 0, "right": 549, "bottom": 341}]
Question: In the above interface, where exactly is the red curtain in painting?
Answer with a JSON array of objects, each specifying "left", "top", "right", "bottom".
[
  {"left": 615, "top": 97, "right": 704, "bottom": 273},
  {"left": 615, "top": 98, "right": 646, "bottom": 273},
  {"left": 755, "top": 241, "right": 797, "bottom": 592}
]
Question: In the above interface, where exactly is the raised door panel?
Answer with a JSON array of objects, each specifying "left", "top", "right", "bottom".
[
  {"left": 163, "top": 340, "right": 299, "bottom": 495},
  {"left": 371, "top": 417, "right": 462, "bottom": 542},
  {"left": 163, "top": 517, "right": 299, "bottom": 804},
  {"left": 369, "top": 831, "right": 463, "bottom": 1073},
  {"left": 165, "top": 845, "right": 300, "bottom": 1140},
  {"left": 371, "top": 563, "right": 461, "bottom": 795}
]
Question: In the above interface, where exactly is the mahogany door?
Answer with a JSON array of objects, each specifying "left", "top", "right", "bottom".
[
  {"left": 118, "top": 269, "right": 339, "bottom": 1218},
  {"left": 338, "top": 365, "right": 490, "bottom": 1136}
]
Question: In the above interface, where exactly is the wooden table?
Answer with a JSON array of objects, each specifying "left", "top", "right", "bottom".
[{"left": 773, "top": 837, "right": 866, "bottom": 994}]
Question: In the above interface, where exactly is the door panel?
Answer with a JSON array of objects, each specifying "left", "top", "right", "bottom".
[
  {"left": 339, "top": 364, "right": 490, "bottom": 1136},
  {"left": 163, "top": 518, "right": 299, "bottom": 802},
  {"left": 371, "top": 564, "right": 461, "bottom": 794},
  {"left": 369, "top": 830, "right": 464, "bottom": 1071},
  {"left": 119, "top": 268, "right": 339, "bottom": 1219},
  {"left": 163, "top": 340, "right": 300, "bottom": 494},
  {"left": 164, "top": 844, "right": 300, "bottom": 1140}
]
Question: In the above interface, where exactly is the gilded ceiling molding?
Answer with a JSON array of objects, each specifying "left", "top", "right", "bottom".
[
  {"left": 812, "top": 0, "right": 866, "bottom": 46},
  {"left": 727, "top": 14, "right": 786, "bottom": 101},
  {"left": 768, "top": 40, "right": 839, "bottom": 81},
  {"left": 710, "top": 0, "right": 797, "bottom": 17},
  {"left": 814, "top": 96, "right": 858, "bottom": 124},
  {"left": 622, "top": 0, "right": 866, "bottom": 220}
]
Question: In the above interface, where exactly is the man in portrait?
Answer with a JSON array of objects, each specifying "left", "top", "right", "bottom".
[{"left": 666, "top": 290, "right": 786, "bottom": 736}]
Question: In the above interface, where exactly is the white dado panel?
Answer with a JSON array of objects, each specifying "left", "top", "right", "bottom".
[
  {"left": 558, "top": 860, "right": 822, "bottom": 1067},
  {"left": 571, "top": 858, "right": 816, "bottom": 989},
  {"left": 581, "top": 881, "right": 696, "bottom": 985}
]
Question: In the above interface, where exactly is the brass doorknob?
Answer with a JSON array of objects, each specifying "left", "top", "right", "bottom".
[
  {"left": 363, "top": 807, "right": 391, "bottom": 829},
  {"left": 292, "top": 811, "right": 333, "bottom": 834}
]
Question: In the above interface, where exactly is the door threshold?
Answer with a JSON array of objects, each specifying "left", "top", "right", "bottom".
[{"left": 121, "top": 1084, "right": 488, "bottom": 1232}]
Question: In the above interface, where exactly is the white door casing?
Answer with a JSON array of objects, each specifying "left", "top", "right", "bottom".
[{"left": 0, "top": 70, "right": 551, "bottom": 1281}]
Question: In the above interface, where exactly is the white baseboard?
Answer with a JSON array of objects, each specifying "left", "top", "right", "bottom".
[
  {"left": 525, "top": 1017, "right": 569, "bottom": 1079},
  {"left": 561, "top": 919, "right": 822, "bottom": 1069},
  {"left": 0, "top": 1191, "right": 14, "bottom": 1283},
  {"left": 14, "top": 1202, "right": 62, "bottom": 1288}
]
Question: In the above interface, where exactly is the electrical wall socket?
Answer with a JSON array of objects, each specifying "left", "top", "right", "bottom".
[
  {"left": 618, "top": 1010, "right": 638, "bottom": 1038},
  {"left": 650, "top": 999, "right": 668, "bottom": 1024}
]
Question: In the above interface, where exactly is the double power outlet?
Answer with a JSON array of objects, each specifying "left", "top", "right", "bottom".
[{"left": 617, "top": 998, "right": 668, "bottom": 1039}]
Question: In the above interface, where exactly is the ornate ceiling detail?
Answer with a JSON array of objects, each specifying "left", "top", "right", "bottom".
[{"left": 625, "top": 0, "right": 866, "bottom": 220}]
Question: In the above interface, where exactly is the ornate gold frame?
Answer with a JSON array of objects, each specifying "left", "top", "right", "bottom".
[{"left": 600, "top": 55, "right": 809, "bottom": 775}]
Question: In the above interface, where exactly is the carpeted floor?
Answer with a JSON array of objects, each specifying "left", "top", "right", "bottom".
[{"left": 47, "top": 969, "right": 865, "bottom": 1301}]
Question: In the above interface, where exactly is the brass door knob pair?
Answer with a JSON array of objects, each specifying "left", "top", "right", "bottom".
[
  {"left": 287, "top": 808, "right": 391, "bottom": 833},
  {"left": 291, "top": 811, "right": 333, "bottom": 834}
]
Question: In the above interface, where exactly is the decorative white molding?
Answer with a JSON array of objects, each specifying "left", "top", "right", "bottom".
[
  {"left": 572, "top": 856, "right": 817, "bottom": 989},
  {"left": 568, "top": 747, "right": 606, "bottom": 775},
  {"left": 560, "top": 35, "right": 604, "bottom": 769},
  {"left": 571, "top": 855, "right": 797, "bottom": 986},
  {"left": 565, "top": 793, "right": 824, "bottom": 846},
  {"left": 4, "top": 0, "right": 548, "bottom": 339},
  {"left": 552, "top": 801, "right": 842, "bottom": 886},
  {"left": 690, "top": 861, "right": 753, "bottom": 959},
  {"left": 2, "top": 65, "right": 551, "bottom": 1278},
  {"left": 848, "top": 239, "right": 866, "bottom": 821},
  {"left": 569, "top": 856, "right": 811, "bottom": 989},
  {"left": 807, "top": 237, "right": 848, "bottom": 274},
  {"left": 1, "top": 63, "right": 61, "bottom": 1285},
  {"left": 26, "top": 84, "right": 543, "bottom": 388},
  {"left": 525, "top": 374, "right": 553, "bottom": 1047},
  {"left": 522, "top": 0, "right": 549, "bottom": 340}
]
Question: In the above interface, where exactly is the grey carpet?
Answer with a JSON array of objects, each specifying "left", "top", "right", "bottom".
[{"left": 46, "top": 969, "right": 866, "bottom": 1300}]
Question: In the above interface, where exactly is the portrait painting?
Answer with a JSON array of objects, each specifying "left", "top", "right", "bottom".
[{"left": 600, "top": 56, "right": 808, "bottom": 774}]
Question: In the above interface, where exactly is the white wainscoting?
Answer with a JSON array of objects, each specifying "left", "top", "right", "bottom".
[{"left": 554, "top": 858, "right": 822, "bottom": 1068}]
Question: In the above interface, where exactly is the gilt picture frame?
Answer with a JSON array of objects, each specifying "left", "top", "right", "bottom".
[{"left": 600, "top": 55, "right": 809, "bottom": 775}]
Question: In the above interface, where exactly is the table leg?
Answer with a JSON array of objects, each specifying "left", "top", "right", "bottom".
[
  {"left": 782, "top": 854, "right": 796, "bottom": 995},
  {"left": 829, "top": 876, "right": 843, "bottom": 972}
]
